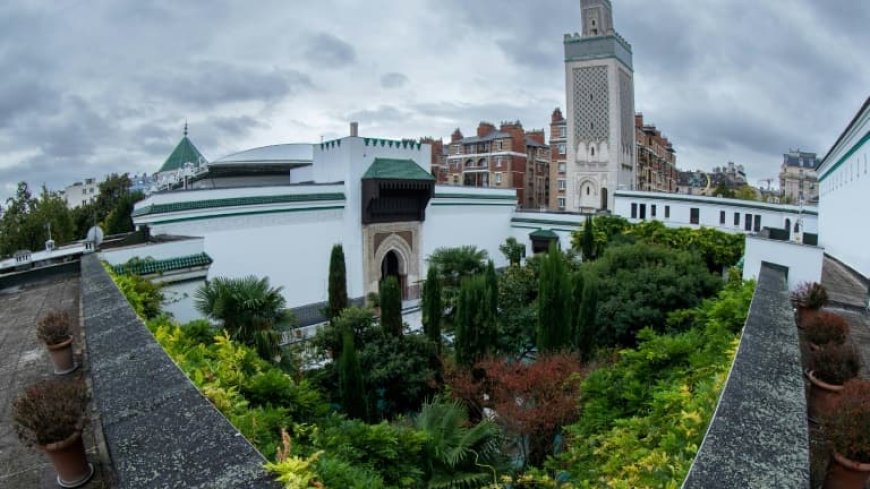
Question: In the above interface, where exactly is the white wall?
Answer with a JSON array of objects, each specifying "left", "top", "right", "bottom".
[
  {"left": 743, "top": 235, "right": 824, "bottom": 290},
  {"left": 100, "top": 238, "right": 206, "bottom": 265},
  {"left": 614, "top": 190, "right": 818, "bottom": 236},
  {"left": 162, "top": 280, "right": 205, "bottom": 323},
  {"left": 818, "top": 104, "right": 869, "bottom": 278}
]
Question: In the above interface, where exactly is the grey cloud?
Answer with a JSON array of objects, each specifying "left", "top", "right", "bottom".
[
  {"left": 380, "top": 73, "right": 409, "bottom": 89},
  {"left": 305, "top": 32, "right": 356, "bottom": 67},
  {"left": 347, "top": 105, "right": 408, "bottom": 125}
]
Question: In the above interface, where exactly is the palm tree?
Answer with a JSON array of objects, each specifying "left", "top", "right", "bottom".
[
  {"left": 427, "top": 246, "right": 488, "bottom": 288},
  {"left": 195, "top": 275, "right": 287, "bottom": 360},
  {"left": 416, "top": 400, "right": 506, "bottom": 489}
]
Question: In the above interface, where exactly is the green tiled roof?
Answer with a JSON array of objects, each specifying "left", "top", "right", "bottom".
[
  {"left": 159, "top": 136, "right": 207, "bottom": 173},
  {"left": 112, "top": 253, "right": 213, "bottom": 276},
  {"left": 132, "top": 192, "right": 346, "bottom": 217},
  {"left": 529, "top": 229, "right": 559, "bottom": 240},
  {"left": 362, "top": 158, "right": 435, "bottom": 181}
]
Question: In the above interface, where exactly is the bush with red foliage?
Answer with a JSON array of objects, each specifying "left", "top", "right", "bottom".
[
  {"left": 803, "top": 311, "right": 849, "bottom": 347},
  {"left": 825, "top": 379, "right": 870, "bottom": 463}
]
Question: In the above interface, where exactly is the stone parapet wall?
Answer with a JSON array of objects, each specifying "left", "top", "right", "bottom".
[
  {"left": 682, "top": 264, "right": 809, "bottom": 488},
  {"left": 80, "top": 255, "right": 278, "bottom": 488}
]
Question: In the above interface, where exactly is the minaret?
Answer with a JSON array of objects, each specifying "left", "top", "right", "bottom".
[{"left": 564, "top": 0, "right": 635, "bottom": 212}]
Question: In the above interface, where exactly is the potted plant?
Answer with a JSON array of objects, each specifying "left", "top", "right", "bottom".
[
  {"left": 823, "top": 379, "right": 870, "bottom": 488},
  {"left": 12, "top": 378, "right": 93, "bottom": 488},
  {"left": 807, "top": 343, "right": 862, "bottom": 421},
  {"left": 791, "top": 281, "right": 828, "bottom": 327},
  {"left": 37, "top": 311, "right": 77, "bottom": 375},
  {"left": 803, "top": 311, "right": 849, "bottom": 350}
]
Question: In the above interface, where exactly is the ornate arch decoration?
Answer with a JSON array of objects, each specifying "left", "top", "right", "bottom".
[{"left": 373, "top": 233, "right": 412, "bottom": 277}]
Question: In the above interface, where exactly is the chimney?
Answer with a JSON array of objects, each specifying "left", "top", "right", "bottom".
[{"left": 350, "top": 121, "right": 359, "bottom": 137}]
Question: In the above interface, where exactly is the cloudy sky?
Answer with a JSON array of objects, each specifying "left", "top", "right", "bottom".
[{"left": 1, "top": 0, "right": 868, "bottom": 201}]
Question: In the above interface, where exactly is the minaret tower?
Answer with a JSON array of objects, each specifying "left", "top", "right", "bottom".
[{"left": 564, "top": 0, "right": 635, "bottom": 212}]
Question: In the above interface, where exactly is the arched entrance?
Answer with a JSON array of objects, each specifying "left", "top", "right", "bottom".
[{"left": 381, "top": 250, "right": 407, "bottom": 299}]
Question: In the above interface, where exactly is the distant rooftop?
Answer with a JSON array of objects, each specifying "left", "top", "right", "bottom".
[
  {"left": 212, "top": 143, "right": 314, "bottom": 166},
  {"left": 159, "top": 136, "right": 207, "bottom": 173}
]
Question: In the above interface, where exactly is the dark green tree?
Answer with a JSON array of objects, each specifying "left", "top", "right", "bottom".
[
  {"left": 312, "top": 306, "right": 377, "bottom": 361},
  {"left": 499, "top": 237, "right": 525, "bottom": 266},
  {"left": 379, "top": 276, "right": 403, "bottom": 337},
  {"left": 581, "top": 215, "right": 596, "bottom": 262},
  {"left": 195, "top": 276, "right": 288, "bottom": 361},
  {"left": 339, "top": 329, "right": 368, "bottom": 420},
  {"left": 496, "top": 262, "right": 538, "bottom": 358},
  {"left": 454, "top": 275, "right": 495, "bottom": 366},
  {"left": 103, "top": 191, "right": 143, "bottom": 234},
  {"left": 422, "top": 265, "right": 442, "bottom": 348},
  {"left": 570, "top": 270, "right": 585, "bottom": 345},
  {"left": 576, "top": 272, "right": 598, "bottom": 360},
  {"left": 427, "top": 246, "right": 488, "bottom": 322},
  {"left": 327, "top": 244, "right": 349, "bottom": 321},
  {"left": 360, "top": 332, "right": 438, "bottom": 420},
  {"left": 484, "top": 260, "right": 498, "bottom": 320},
  {"left": 537, "top": 243, "right": 572, "bottom": 352},
  {"left": 0, "top": 183, "right": 75, "bottom": 256}
]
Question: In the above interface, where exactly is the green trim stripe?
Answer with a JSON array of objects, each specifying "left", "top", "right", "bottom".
[
  {"left": 112, "top": 252, "right": 213, "bottom": 276},
  {"left": 818, "top": 130, "right": 870, "bottom": 182},
  {"left": 511, "top": 217, "right": 583, "bottom": 227},
  {"left": 434, "top": 193, "right": 517, "bottom": 201},
  {"left": 511, "top": 225, "right": 577, "bottom": 233},
  {"left": 133, "top": 193, "right": 345, "bottom": 217},
  {"left": 146, "top": 205, "right": 345, "bottom": 226}
]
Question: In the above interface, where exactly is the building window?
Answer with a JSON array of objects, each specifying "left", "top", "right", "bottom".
[
  {"left": 559, "top": 126, "right": 566, "bottom": 138},
  {"left": 496, "top": 157, "right": 502, "bottom": 168},
  {"left": 690, "top": 208, "right": 699, "bottom": 224},
  {"left": 754, "top": 215, "right": 761, "bottom": 232},
  {"left": 631, "top": 203, "right": 637, "bottom": 219},
  {"left": 495, "top": 173, "right": 503, "bottom": 185},
  {"left": 557, "top": 197, "right": 566, "bottom": 209},
  {"left": 558, "top": 163, "right": 566, "bottom": 173},
  {"left": 665, "top": 205, "right": 670, "bottom": 219},
  {"left": 744, "top": 214, "right": 752, "bottom": 231},
  {"left": 639, "top": 204, "right": 646, "bottom": 220},
  {"left": 651, "top": 205, "right": 656, "bottom": 217},
  {"left": 719, "top": 211, "right": 725, "bottom": 225},
  {"left": 558, "top": 179, "right": 566, "bottom": 190},
  {"left": 734, "top": 212, "right": 740, "bottom": 226},
  {"left": 591, "top": 147, "right": 595, "bottom": 156},
  {"left": 559, "top": 144, "right": 566, "bottom": 155}
]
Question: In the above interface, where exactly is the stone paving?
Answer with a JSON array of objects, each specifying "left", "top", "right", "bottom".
[
  {"left": 821, "top": 256, "right": 868, "bottom": 309},
  {"left": 0, "top": 275, "right": 110, "bottom": 489}
]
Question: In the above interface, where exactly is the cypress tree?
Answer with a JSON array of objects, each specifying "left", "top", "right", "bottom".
[
  {"left": 339, "top": 329, "right": 367, "bottom": 420},
  {"left": 422, "top": 266, "right": 442, "bottom": 348},
  {"left": 455, "top": 275, "right": 486, "bottom": 366},
  {"left": 380, "top": 276, "right": 403, "bottom": 336},
  {"left": 581, "top": 216, "right": 595, "bottom": 262},
  {"left": 537, "top": 243, "right": 571, "bottom": 352},
  {"left": 328, "top": 244, "right": 348, "bottom": 321},
  {"left": 577, "top": 272, "right": 599, "bottom": 361},
  {"left": 571, "top": 270, "right": 585, "bottom": 347},
  {"left": 484, "top": 260, "right": 498, "bottom": 320}
]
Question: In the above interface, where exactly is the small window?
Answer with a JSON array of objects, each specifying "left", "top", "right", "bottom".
[
  {"left": 719, "top": 211, "right": 725, "bottom": 225},
  {"left": 651, "top": 205, "right": 656, "bottom": 217},
  {"left": 559, "top": 144, "right": 566, "bottom": 155},
  {"left": 734, "top": 212, "right": 740, "bottom": 226},
  {"left": 496, "top": 157, "right": 502, "bottom": 168},
  {"left": 665, "top": 206, "right": 670, "bottom": 219},
  {"left": 690, "top": 208, "right": 700, "bottom": 224},
  {"left": 495, "top": 173, "right": 503, "bottom": 185},
  {"left": 744, "top": 214, "right": 752, "bottom": 231},
  {"left": 591, "top": 147, "right": 595, "bottom": 156},
  {"left": 558, "top": 179, "right": 566, "bottom": 190},
  {"left": 557, "top": 197, "right": 566, "bottom": 209},
  {"left": 631, "top": 203, "right": 638, "bottom": 219},
  {"left": 558, "top": 163, "right": 566, "bottom": 173},
  {"left": 754, "top": 215, "right": 761, "bottom": 232},
  {"left": 559, "top": 127, "right": 566, "bottom": 138},
  {"left": 639, "top": 204, "right": 646, "bottom": 220},
  {"left": 586, "top": 186, "right": 591, "bottom": 196}
]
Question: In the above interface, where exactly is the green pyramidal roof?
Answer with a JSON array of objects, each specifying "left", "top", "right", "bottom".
[
  {"left": 362, "top": 158, "right": 435, "bottom": 181},
  {"left": 159, "top": 136, "right": 207, "bottom": 173}
]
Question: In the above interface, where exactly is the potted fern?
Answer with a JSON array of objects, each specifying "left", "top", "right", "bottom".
[
  {"left": 791, "top": 281, "right": 828, "bottom": 327},
  {"left": 37, "top": 311, "right": 77, "bottom": 375},
  {"left": 807, "top": 343, "right": 861, "bottom": 422},
  {"left": 803, "top": 311, "right": 849, "bottom": 350},
  {"left": 823, "top": 379, "right": 870, "bottom": 488},
  {"left": 12, "top": 378, "right": 94, "bottom": 488}
]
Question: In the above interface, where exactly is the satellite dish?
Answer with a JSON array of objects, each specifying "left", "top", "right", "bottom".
[{"left": 86, "top": 226, "right": 104, "bottom": 247}]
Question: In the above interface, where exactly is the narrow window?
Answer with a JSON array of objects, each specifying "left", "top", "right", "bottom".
[
  {"left": 719, "top": 211, "right": 725, "bottom": 225},
  {"left": 591, "top": 147, "right": 595, "bottom": 156},
  {"left": 754, "top": 215, "right": 761, "bottom": 232},
  {"left": 665, "top": 206, "right": 670, "bottom": 219},
  {"left": 639, "top": 204, "right": 646, "bottom": 220},
  {"left": 744, "top": 214, "right": 752, "bottom": 231},
  {"left": 651, "top": 205, "right": 657, "bottom": 217},
  {"left": 734, "top": 212, "right": 740, "bottom": 226},
  {"left": 631, "top": 203, "right": 637, "bottom": 219},
  {"left": 690, "top": 208, "right": 699, "bottom": 224}
]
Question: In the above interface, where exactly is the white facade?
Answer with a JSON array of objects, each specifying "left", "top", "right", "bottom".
[
  {"left": 64, "top": 178, "right": 99, "bottom": 208},
  {"left": 614, "top": 190, "right": 818, "bottom": 236},
  {"left": 817, "top": 98, "right": 870, "bottom": 279},
  {"left": 742, "top": 235, "right": 823, "bottom": 290},
  {"left": 564, "top": 0, "right": 635, "bottom": 213}
]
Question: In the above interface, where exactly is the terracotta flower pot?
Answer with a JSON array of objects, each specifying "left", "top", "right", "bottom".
[
  {"left": 824, "top": 451, "right": 870, "bottom": 489},
  {"left": 42, "top": 430, "right": 94, "bottom": 488},
  {"left": 807, "top": 370, "right": 844, "bottom": 422},
  {"left": 46, "top": 337, "right": 78, "bottom": 375}
]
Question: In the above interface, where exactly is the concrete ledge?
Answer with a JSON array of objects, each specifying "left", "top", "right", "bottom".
[
  {"left": 80, "top": 255, "right": 278, "bottom": 488},
  {"left": 683, "top": 264, "right": 809, "bottom": 488}
]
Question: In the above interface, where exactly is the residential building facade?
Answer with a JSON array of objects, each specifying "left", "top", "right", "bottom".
[
  {"left": 445, "top": 121, "right": 550, "bottom": 209},
  {"left": 420, "top": 137, "right": 449, "bottom": 183},
  {"left": 549, "top": 108, "right": 568, "bottom": 210},
  {"left": 634, "top": 113, "right": 677, "bottom": 193},
  {"left": 64, "top": 178, "right": 99, "bottom": 208},
  {"left": 563, "top": 0, "right": 636, "bottom": 212},
  {"left": 779, "top": 149, "right": 819, "bottom": 204}
]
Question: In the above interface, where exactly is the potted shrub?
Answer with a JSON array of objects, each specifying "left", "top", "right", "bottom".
[
  {"left": 803, "top": 311, "right": 849, "bottom": 350},
  {"left": 807, "top": 343, "right": 862, "bottom": 421},
  {"left": 37, "top": 311, "right": 77, "bottom": 375},
  {"left": 12, "top": 378, "right": 93, "bottom": 488},
  {"left": 791, "top": 281, "right": 828, "bottom": 327},
  {"left": 823, "top": 379, "right": 870, "bottom": 488}
]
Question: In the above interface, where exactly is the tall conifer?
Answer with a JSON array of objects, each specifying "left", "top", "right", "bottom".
[
  {"left": 422, "top": 266, "right": 442, "bottom": 348},
  {"left": 380, "top": 276, "right": 403, "bottom": 336},
  {"left": 577, "top": 272, "right": 599, "bottom": 360},
  {"left": 328, "top": 244, "right": 348, "bottom": 320},
  {"left": 581, "top": 216, "right": 596, "bottom": 262},
  {"left": 339, "top": 329, "right": 367, "bottom": 420},
  {"left": 537, "top": 243, "right": 571, "bottom": 352}
]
